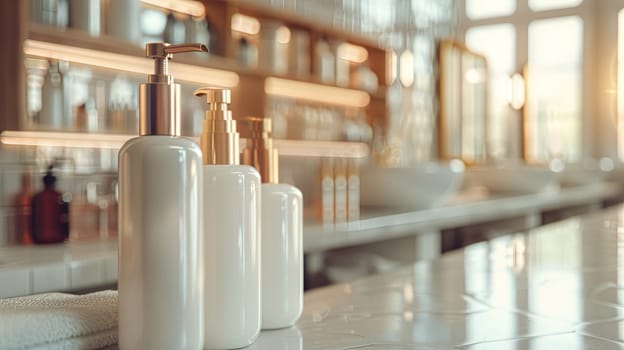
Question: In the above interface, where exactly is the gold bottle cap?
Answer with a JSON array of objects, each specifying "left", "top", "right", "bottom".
[
  {"left": 195, "top": 87, "right": 239, "bottom": 165},
  {"left": 239, "top": 116, "right": 279, "bottom": 183}
]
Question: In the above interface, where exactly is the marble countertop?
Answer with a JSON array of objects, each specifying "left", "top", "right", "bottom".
[
  {"left": 0, "top": 183, "right": 621, "bottom": 299},
  {"left": 254, "top": 204, "right": 624, "bottom": 349}
]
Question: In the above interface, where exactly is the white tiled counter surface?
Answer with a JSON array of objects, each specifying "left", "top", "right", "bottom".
[
  {"left": 0, "top": 240, "right": 117, "bottom": 298},
  {"left": 0, "top": 182, "right": 621, "bottom": 298},
  {"left": 252, "top": 204, "right": 624, "bottom": 349}
]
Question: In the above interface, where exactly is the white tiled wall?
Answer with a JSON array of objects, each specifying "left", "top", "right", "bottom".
[
  {"left": 32, "top": 263, "right": 68, "bottom": 293},
  {"left": 70, "top": 259, "right": 105, "bottom": 290},
  {"left": 0, "top": 268, "right": 31, "bottom": 298}
]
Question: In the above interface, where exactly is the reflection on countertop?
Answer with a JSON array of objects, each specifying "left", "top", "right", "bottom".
[{"left": 256, "top": 204, "right": 624, "bottom": 349}]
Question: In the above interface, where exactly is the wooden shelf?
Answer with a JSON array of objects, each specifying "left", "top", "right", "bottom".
[{"left": 20, "top": 2, "right": 390, "bottom": 135}]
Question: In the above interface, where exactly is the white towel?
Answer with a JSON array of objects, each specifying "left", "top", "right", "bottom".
[{"left": 0, "top": 290, "right": 118, "bottom": 350}]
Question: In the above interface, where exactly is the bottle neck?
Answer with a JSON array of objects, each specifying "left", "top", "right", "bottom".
[{"left": 138, "top": 81, "right": 180, "bottom": 136}]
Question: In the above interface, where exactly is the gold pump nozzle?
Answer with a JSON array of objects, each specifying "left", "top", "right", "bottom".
[
  {"left": 139, "top": 42, "right": 208, "bottom": 136},
  {"left": 195, "top": 87, "right": 239, "bottom": 165}
]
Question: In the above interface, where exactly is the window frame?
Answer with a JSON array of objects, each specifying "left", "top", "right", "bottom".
[{"left": 459, "top": 0, "right": 593, "bottom": 163}]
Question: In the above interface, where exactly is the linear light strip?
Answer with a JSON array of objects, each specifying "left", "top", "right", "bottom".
[
  {"left": 23, "top": 40, "right": 240, "bottom": 87},
  {"left": 265, "top": 77, "right": 371, "bottom": 108},
  {"left": 273, "top": 139, "right": 369, "bottom": 158},
  {"left": 140, "top": 0, "right": 205, "bottom": 17},
  {"left": 0, "top": 131, "right": 131, "bottom": 149},
  {"left": 0, "top": 131, "right": 369, "bottom": 158}
]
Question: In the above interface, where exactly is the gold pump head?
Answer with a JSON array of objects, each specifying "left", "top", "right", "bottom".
[
  {"left": 239, "top": 116, "right": 279, "bottom": 183},
  {"left": 139, "top": 43, "right": 207, "bottom": 136},
  {"left": 195, "top": 87, "right": 240, "bottom": 165}
]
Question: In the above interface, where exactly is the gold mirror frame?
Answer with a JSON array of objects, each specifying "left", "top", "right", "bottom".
[{"left": 437, "top": 39, "right": 488, "bottom": 166}]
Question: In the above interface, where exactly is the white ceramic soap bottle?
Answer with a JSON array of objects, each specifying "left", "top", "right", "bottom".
[
  {"left": 195, "top": 88, "right": 262, "bottom": 349},
  {"left": 240, "top": 117, "right": 304, "bottom": 329},
  {"left": 118, "top": 43, "right": 206, "bottom": 350}
]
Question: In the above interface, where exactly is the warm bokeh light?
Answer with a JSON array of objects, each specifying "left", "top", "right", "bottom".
[
  {"left": 508, "top": 73, "right": 526, "bottom": 110},
  {"left": 399, "top": 50, "right": 414, "bottom": 87},
  {"left": 231, "top": 13, "right": 261, "bottom": 36},
  {"left": 140, "top": 0, "right": 205, "bottom": 17},
  {"left": 337, "top": 43, "right": 368, "bottom": 63},
  {"left": 276, "top": 26, "right": 291, "bottom": 44},
  {"left": 0, "top": 131, "right": 130, "bottom": 149}
]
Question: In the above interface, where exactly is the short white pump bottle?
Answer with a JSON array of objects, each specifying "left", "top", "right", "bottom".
[
  {"left": 195, "top": 88, "right": 262, "bottom": 349},
  {"left": 117, "top": 43, "right": 205, "bottom": 350},
  {"left": 240, "top": 117, "right": 304, "bottom": 329}
]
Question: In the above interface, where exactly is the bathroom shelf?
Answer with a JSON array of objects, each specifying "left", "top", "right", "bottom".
[
  {"left": 0, "top": 130, "right": 370, "bottom": 158},
  {"left": 0, "top": 2, "right": 387, "bottom": 147},
  {"left": 26, "top": 24, "right": 379, "bottom": 109}
]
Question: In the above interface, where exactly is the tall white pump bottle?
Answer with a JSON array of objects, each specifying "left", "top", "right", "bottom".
[
  {"left": 240, "top": 117, "right": 304, "bottom": 329},
  {"left": 118, "top": 43, "right": 205, "bottom": 350},
  {"left": 196, "top": 88, "right": 262, "bottom": 349}
]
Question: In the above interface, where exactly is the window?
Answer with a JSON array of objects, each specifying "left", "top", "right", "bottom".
[
  {"left": 462, "top": 0, "right": 588, "bottom": 163},
  {"left": 466, "top": 24, "right": 515, "bottom": 159},
  {"left": 528, "top": 0, "right": 583, "bottom": 12},
  {"left": 618, "top": 9, "right": 624, "bottom": 161},
  {"left": 466, "top": 0, "right": 515, "bottom": 20},
  {"left": 526, "top": 16, "right": 583, "bottom": 162}
]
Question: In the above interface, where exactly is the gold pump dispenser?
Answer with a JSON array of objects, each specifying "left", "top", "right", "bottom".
[
  {"left": 239, "top": 117, "right": 279, "bottom": 184},
  {"left": 195, "top": 87, "right": 239, "bottom": 165},
  {"left": 140, "top": 43, "right": 207, "bottom": 136}
]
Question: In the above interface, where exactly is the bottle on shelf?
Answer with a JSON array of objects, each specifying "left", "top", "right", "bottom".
[
  {"left": 39, "top": 61, "right": 65, "bottom": 130},
  {"left": 31, "top": 0, "right": 68, "bottom": 28},
  {"left": 258, "top": 20, "right": 288, "bottom": 74},
  {"left": 118, "top": 43, "right": 206, "bottom": 350},
  {"left": 334, "top": 41, "right": 350, "bottom": 87},
  {"left": 69, "top": 181, "right": 99, "bottom": 241},
  {"left": 196, "top": 88, "right": 261, "bottom": 349},
  {"left": 163, "top": 12, "right": 186, "bottom": 45},
  {"left": 334, "top": 158, "right": 347, "bottom": 227},
  {"left": 30, "top": 165, "right": 70, "bottom": 244},
  {"left": 320, "top": 158, "right": 334, "bottom": 228},
  {"left": 185, "top": 15, "right": 211, "bottom": 51},
  {"left": 238, "top": 37, "right": 258, "bottom": 68},
  {"left": 11, "top": 172, "right": 33, "bottom": 245},
  {"left": 240, "top": 116, "right": 303, "bottom": 330},
  {"left": 315, "top": 35, "right": 335, "bottom": 84},
  {"left": 289, "top": 29, "right": 310, "bottom": 77},
  {"left": 68, "top": 0, "right": 100, "bottom": 36},
  {"left": 347, "top": 159, "right": 360, "bottom": 222},
  {"left": 105, "top": 0, "right": 141, "bottom": 44}
]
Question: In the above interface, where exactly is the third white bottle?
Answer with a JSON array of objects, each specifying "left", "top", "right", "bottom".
[
  {"left": 240, "top": 117, "right": 304, "bottom": 329},
  {"left": 195, "top": 88, "right": 261, "bottom": 349}
]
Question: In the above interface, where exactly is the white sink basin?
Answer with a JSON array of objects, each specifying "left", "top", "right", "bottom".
[
  {"left": 556, "top": 158, "right": 614, "bottom": 187},
  {"left": 464, "top": 162, "right": 558, "bottom": 194},
  {"left": 359, "top": 160, "right": 465, "bottom": 210}
]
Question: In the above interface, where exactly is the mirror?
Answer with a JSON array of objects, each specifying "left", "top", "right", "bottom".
[{"left": 438, "top": 40, "right": 488, "bottom": 164}]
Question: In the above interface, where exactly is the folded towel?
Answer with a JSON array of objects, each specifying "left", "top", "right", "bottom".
[{"left": 0, "top": 290, "right": 118, "bottom": 350}]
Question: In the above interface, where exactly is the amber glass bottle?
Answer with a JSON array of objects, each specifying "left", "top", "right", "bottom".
[{"left": 30, "top": 166, "right": 70, "bottom": 244}]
